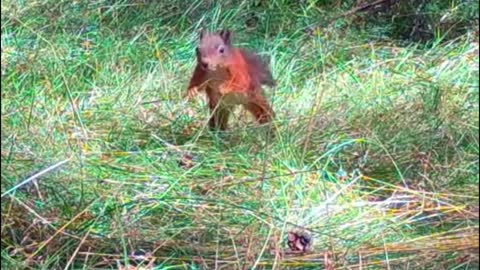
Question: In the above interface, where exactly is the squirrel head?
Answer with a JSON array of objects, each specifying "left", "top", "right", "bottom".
[{"left": 196, "top": 29, "right": 232, "bottom": 71}]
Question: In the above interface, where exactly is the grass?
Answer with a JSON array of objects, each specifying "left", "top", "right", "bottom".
[{"left": 1, "top": 1, "right": 479, "bottom": 269}]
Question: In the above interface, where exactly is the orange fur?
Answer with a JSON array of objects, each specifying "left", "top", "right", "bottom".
[{"left": 185, "top": 30, "right": 274, "bottom": 130}]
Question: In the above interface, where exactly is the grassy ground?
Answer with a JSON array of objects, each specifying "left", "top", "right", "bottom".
[{"left": 1, "top": 1, "right": 479, "bottom": 269}]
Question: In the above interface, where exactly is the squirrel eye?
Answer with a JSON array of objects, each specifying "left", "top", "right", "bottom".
[{"left": 218, "top": 46, "right": 225, "bottom": 54}]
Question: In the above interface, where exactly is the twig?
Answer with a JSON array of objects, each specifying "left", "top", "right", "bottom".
[
  {"left": 1, "top": 157, "right": 71, "bottom": 198},
  {"left": 64, "top": 230, "right": 91, "bottom": 270},
  {"left": 343, "top": 0, "right": 400, "bottom": 17}
]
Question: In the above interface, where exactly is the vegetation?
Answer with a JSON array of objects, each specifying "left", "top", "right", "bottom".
[{"left": 1, "top": 0, "right": 478, "bottom": 269}]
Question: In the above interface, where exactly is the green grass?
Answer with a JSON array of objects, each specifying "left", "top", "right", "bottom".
[{"left": 1, "top": 1, "right": 479, "bottom": 269}]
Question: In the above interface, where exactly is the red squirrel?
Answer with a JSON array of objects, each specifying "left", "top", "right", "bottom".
[{"left": 184, "top": 29, "right": 275, "bottom": 130}]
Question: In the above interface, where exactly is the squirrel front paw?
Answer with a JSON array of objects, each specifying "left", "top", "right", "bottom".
[{"left": 184, "top": 87, "right": 198, "bottom": 100}]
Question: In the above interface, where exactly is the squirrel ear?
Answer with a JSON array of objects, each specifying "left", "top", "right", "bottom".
[{"left": 219, "top": 29, "right": 231, "bottom": 44}]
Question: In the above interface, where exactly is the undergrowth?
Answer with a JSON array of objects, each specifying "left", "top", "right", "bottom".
[{"left": 1, "top": 1, "right": 479, "bottom": 269}]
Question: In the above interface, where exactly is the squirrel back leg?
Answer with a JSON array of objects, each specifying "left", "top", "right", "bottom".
[
  {"left": 206, "top": 88, "right": 230, "bottom": 131},
  {"left": 244, "top": 94, "right": 274, "bottom": 124},
  {"left": 208, "top": 105, "right": 231, "bottom": 131},
  {"left": 207, "top": 96, "right": 219, "bottom": 130},
  {"left": 216, "top": 106, "right": 231, "bottom": 131}
]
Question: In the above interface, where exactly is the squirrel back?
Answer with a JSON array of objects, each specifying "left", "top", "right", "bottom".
[
  {"left": 195, "top": 30, "right": 275, "bottom": 90},
  {"left": 239, "top": 48, "right": 275, "bottom": 87}
]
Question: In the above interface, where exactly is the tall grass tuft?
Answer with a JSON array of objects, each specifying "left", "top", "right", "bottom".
[{"left": 1, "top": 0, "right": 478, "bottom": 269}]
